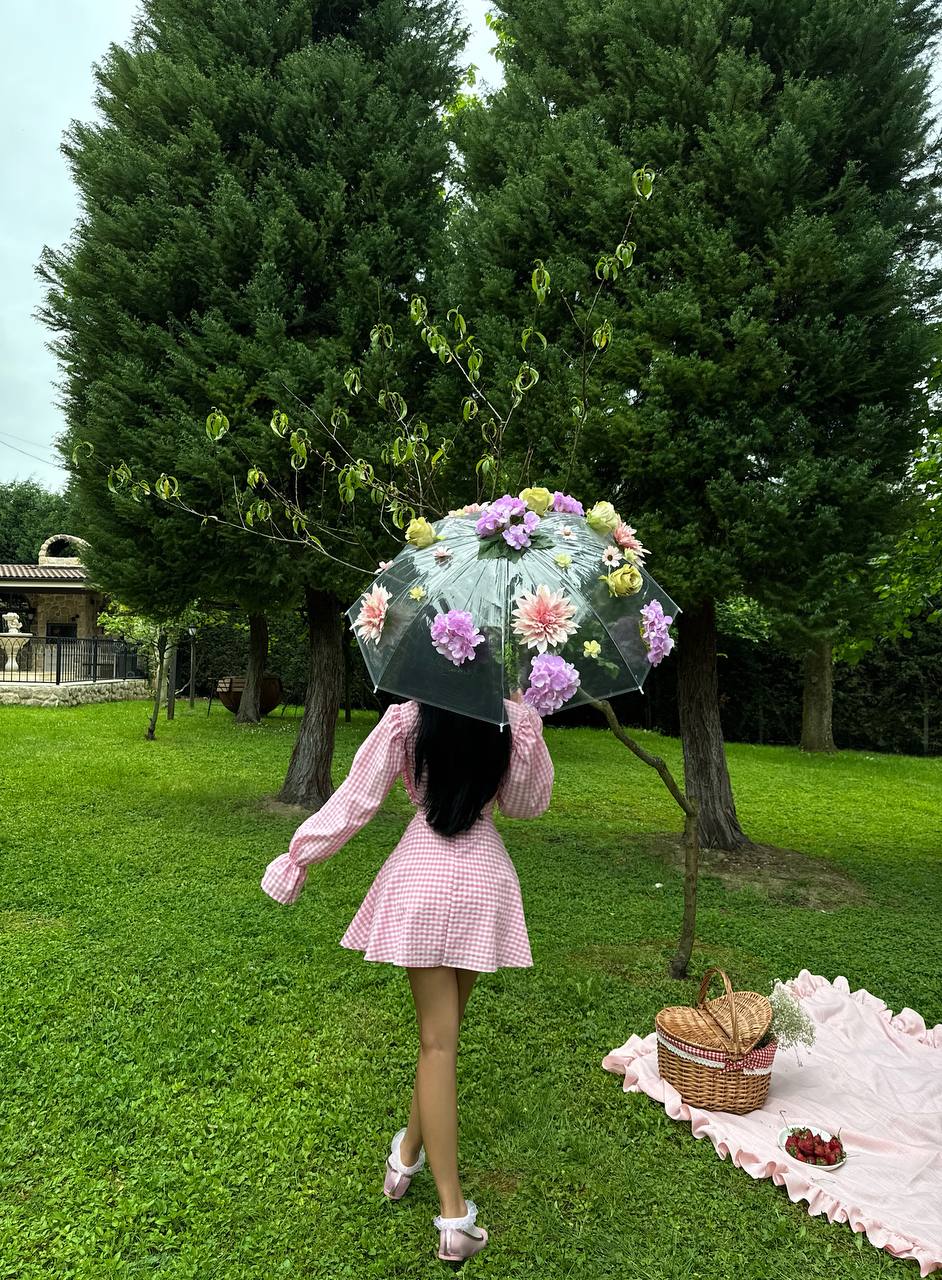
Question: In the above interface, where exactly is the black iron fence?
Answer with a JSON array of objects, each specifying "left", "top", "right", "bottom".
[{"left": 0, "top": 636, "right": 146, "bottom": 685}]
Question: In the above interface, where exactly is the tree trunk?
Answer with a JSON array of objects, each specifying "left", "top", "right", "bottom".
[
  {"left": 800, "top": 637, "right": 836, "bottom": 752},
  {"left": 669, "top": 802, "right": 700, "bottom": 979},
  {"left": 166, "top": 643, "right": 178, "bottom": 720},
  {"left": 342, "top": 618, "right": 352, "bottom": 724},
  {"left": 237, "top": 613, "right": 269, "bottom": 725},
  {"left": 278, "top": 588, "right": 343, "bottom": 808},
  {"left": 922, "top": 682, "right": 930, "bottom": 755},
  {"left": 146, "top": 632, "right": 167, "bottom": 741},
  {"left": 677, "top": 599, "right": 750, "bottom": 850}
]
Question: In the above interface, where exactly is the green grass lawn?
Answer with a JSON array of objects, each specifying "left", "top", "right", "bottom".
[{"left": 1, "top": 701, "right": 939, "bottom": 1279}]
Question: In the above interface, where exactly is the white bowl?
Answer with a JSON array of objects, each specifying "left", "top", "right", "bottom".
[{"left": 777, "top": 1124, "right": 847, "bottom": 1170}]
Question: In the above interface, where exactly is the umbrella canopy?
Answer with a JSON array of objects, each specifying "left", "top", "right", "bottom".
[{"left": 348, "top": 492, "right": 681, "bottom": 726}]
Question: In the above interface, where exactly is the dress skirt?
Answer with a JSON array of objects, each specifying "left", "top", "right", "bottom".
[{"left": 340, "top": 811, "right": 533, "bottom": 971}]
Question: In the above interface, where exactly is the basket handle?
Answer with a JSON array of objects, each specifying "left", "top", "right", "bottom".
[{"left": 696, "top": 967, "right": 742, "bottom": 1056}]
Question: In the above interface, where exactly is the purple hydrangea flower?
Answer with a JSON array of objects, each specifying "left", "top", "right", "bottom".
[
  {"left": 430, "top": 609, "right": 485, "bottom": 666},
  {"left": 501, "top": 509, "right": 541, "bottom": 549},
  {"left": 503, "top": 523, "right": 531, "bottom": 550},
  {"left": 640, "top": 599, "right": 675, "bottom": 667},
  {"left": 552, "top": 491, "right": 584, "bottom": 516},
  {"left": 523, "top": 653, "right": 581, "bottom": 716},
  {"left": 475, "top": 495, "right": 526, "bottom": 538}
]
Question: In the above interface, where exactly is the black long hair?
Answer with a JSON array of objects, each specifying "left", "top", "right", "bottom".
[{"left": 413, "top": 702, "right": 513, "bottom": 837}]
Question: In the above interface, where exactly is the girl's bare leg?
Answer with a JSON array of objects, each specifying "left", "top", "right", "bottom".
[
  {"left": 400, "top": 965, "right": 477, "bottom": 1168},
  {"left": 399, "top": 966, "right": 477, "bottom": 1217}
]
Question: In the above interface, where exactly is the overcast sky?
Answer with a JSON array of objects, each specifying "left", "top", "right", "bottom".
[{"left": 0, "top": 0, "right": 500, "bottom": 491}]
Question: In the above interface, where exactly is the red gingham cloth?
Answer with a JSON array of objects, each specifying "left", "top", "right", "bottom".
[
  {"left": 261, "top": 699, "right": 554, "bottom": 971},
  {"left": 656, "top": 1026, "right": 778, "bottom": 1073}
]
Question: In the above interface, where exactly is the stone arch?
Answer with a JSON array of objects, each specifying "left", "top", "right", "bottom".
[{"left": 38, "top": 535, "right": 88, "bottom": 566}]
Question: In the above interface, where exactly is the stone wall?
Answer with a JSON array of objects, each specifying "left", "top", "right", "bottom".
[
  {"left": 33, "top": 590, "right": 104, "bottom": 638},
  {"left": 0, "top": 679, "right": 150, "bottom": 708}
]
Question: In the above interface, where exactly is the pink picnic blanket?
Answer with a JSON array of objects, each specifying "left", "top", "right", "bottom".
[{"left": 602, "top": 971, "right": 942, "bottom": 1275}]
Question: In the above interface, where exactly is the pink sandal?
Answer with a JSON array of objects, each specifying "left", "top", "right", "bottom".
[
  {"left": 435, "top": 1200, "right": 488, "bottom": 1263},
  {"left": 383, "top": 1127, "right": 425, "bottom": 1200}
]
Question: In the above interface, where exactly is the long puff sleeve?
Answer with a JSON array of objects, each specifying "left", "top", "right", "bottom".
[
  {"left": 497, "top": 699, "right": 554, "bottom": 819},
  {"left": 261, "top": 703, "right": 405, "bottom": 905}
]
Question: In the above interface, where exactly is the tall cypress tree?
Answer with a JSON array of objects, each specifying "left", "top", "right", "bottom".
[
  {"left": 39, "top": 0, "right": 463, "bottom": 803},
  {"left": 454, "top": 0, "right": 942, "bottom": 846}
]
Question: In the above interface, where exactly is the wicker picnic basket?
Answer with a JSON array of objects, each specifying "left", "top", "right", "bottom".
[{"left": 655, "top": 968, "right": 776, "bottom": 1114}]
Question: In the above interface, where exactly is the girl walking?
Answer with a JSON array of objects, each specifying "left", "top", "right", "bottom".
[{"left": 262, "top": 694, "right": 553, "bottom": 1263}]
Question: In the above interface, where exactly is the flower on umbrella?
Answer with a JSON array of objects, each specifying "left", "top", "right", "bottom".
[
  {"left": 586, "top": 500, "right": 620, "bottom": 536},
  {"left": 554, "top": 552, "right": 572, "bottom": 569},
  {"left": 374, "top": 560, "right": 394, "bottom": 574},
  {"left": 433, "top": 545, "right": 453, "bottom": 563},
  {"left": 601, "top": 563, "right": 643, "bottom": 597},
  {"left": 524, "top": 653, "right": 581, "bottom": 716},
  {"left": 448, "top": 502, "right": 484, "bottom": 516},
  {"left": 601, "top": 545, "right": 622, "bottom": 568},
  {"left": 559, "top": 524, "right": 574, "bottom": 539},
  {"left": 583, "top": 639, "right": 602, "bottom": 658},
  {"left": 406, "top": 517, "right": 438, "bottom": 548},
  {"left": 640, "top": 600, "right": 675, "bottom": 666},
  {"left": 475, "top": 495, "right": 542, "bottom": 548},
  {"left": 353, "top": 585, "right": 390, "bottom": 644},
  {"left": 430, "top": 609, "right": 485, "bottom": 666},
  {"left": 552, "top": 491, "right": 584, "bottom": 516},
  {"left": 519, "top": 486, "right": 553, "bottom": 516},
  {"left": 503, "top": 510, "right": 540, "bottom": 549},
  {"left": 513, "top": 585, "right": 579, "bottom": 652},
  {"left": 613, "top": 521, "right": 648, "bottom": 561},
  {"left": 475, "top": 495, "right": 523, "bottom": 536},
  {"left": 409, "top": 587, "right": 426, "bottom": 601}
]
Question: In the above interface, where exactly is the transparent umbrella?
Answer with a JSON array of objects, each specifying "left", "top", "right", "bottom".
[{"left": 348, "top": 495, "right": 681, "bottom": 726}]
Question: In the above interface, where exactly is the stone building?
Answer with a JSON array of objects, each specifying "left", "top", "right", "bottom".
[
  {"left": 0, "top": 535, "right": 147, "bottom": 706},
  {"left": 0, "top": 534, "right": 105, "bottom": 639}
]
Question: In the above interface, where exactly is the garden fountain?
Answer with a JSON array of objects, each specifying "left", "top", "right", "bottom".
[{"left": 1, "top": 612, "right": 32, "bottom": 676}]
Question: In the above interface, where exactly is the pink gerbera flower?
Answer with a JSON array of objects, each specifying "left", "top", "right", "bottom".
[
  {"left": 512, "top": 584, "right": 579, "bottom": 652},
  {"left": 353, "top": 584, "right": 390, "bottom": 644}
]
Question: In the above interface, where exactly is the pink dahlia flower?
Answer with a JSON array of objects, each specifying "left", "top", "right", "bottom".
[
  {"left": 512, "top": 584, "right": 579, "bottom": 652},
  {"left": 524, "top": 653, "right": 581, "bottom": 716},
  {"left": 353, "top": 584, "right": 391, "bottom": 644},
  {"left": 430, "top": 609, "right": 485, "bottom": 666},
  {"left": 613, "top": 521, "right": 647, "bottom": 560}
]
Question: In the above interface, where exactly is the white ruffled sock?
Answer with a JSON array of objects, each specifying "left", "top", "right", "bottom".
[
  {"left": 389, "top": 1127, "right": 425, "bottom": 1175},
  {"left": 434, "top": 1199, "right": 479, "bottom": 1232}
]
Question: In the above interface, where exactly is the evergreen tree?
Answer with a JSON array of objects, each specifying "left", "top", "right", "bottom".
[
  {"left": 454, "top": 0, "right": 942, "bottom": 846},
  {"left": 39, "top": 0, "right": 463, "bottom": 803}
]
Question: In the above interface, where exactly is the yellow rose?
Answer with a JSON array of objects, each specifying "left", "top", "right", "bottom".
[
  {"left": 601, "top": 563, "right": 643, "bottom": 597},
  {"left": 405, "top": 516, "right": 438, "bottom": 549},
  {"left": 554, "top": 552, "right": 572, "bottom": 568},
  {"left": 519, "top": 486, "right": 553, "bottom": 516},
  {"left": 586, "top": 500, "right": 620, "bottom": 535},
  {"left": 583, "top": 639, "right": 602, "bottom": 658}
]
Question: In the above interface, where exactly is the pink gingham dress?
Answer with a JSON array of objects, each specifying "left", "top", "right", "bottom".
[{"left": 261, "top": 698, "right": 553, "bottom": 971}]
